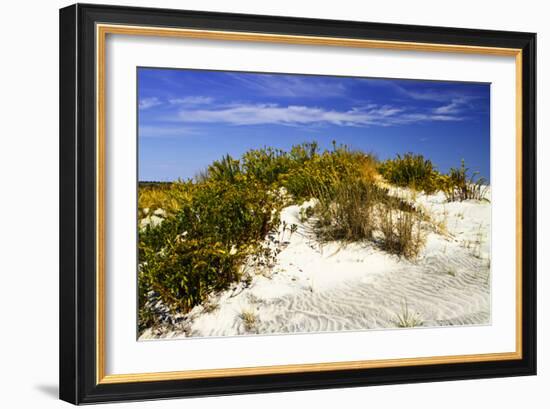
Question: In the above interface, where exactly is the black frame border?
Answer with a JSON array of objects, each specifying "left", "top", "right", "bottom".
[{"left": 59, "top": 3, "right": 536, "bottom": 404}]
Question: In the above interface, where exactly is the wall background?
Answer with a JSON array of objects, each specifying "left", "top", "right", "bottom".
[{"left": 0, "top": 0, "right": 545, "bottom": 407}]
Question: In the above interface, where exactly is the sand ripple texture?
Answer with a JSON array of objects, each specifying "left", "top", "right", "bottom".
[{"left": 258, "top": 250, "right": 490, "bottom": 335}]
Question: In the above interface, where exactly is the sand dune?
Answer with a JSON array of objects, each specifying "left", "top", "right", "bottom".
[{"left": 139, "top": 189, "right": 491, "bottom": 340}]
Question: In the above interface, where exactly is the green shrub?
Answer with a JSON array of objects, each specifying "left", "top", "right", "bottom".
[
  {"left": 443, "top": 159, "right": 488, "bottom": 202},
  {"left": 284, "top": 142, "right": 377, "bottom": 200},
  {"left": 379, "top": 153, "right": 443, "bottom": 194},
  {"left": 207, "top": 154, "right": 241, "bottom": 183},
  {"left": 138, "top": 178, "right": 284, "bottom": 332},
  {"left": 288, "top": 141, "right": 319, "bottom": 163},
  {"left": 140, "top": 238, "right": 243, "bottom": 313},
  {"left": 241, "top": 147, "right": 292, "bottom": 186}
]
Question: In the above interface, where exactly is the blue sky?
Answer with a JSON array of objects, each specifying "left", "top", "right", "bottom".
[{"left": 138, "top": 68, "right": 490, "bottom": 182}]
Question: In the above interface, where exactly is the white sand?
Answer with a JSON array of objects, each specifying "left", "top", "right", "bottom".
[{"left": 140, "top": 189, "right": 491, "bottom": 340}]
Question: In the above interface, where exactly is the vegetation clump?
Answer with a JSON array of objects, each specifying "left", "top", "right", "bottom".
[
  {"left": 443, "top": 159, "right": 489, "bottom": 202},
  {"left": 138, "top": 178, "right": 284, "bottom": 332},
  {"left": 379, "top": 153, "right": 489, "bottom": 202},
  {"left": 240, "top": 310, "right": 259, "bottom": 333},
  {"left": 378, "top": 153, "right": 444, "bottom": 194},
  {"left": 393, "top": 300, "right": 423, "bottom": 328},
  {"left": 138, "top": 142, "right": 487, "bottom": 334},
  {"left": 379, "top": 207, "right": 425, "bottom": 259}
]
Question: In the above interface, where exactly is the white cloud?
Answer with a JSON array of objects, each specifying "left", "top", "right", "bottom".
[
  {"left": 139, "top": 125, "right": 198, "bottom": 138},
  {"left": 397, "top": 87, "right": 450, "bottom": 102},
  {"left": 169, "top": 96, "right": 214, "bottom": 106},
  {"left": 176, "top": 103, "right": 462, "bottom": 127},
  {"left": 399, "top": 113, "right": 461, "bottom": 122},
  {"left": 361, "top": 80, "right": 483, "bottom": 106},
  {"left": 139, "top": 97, "right": 162, "bottom": 110},
  {"left": 433, "top": 97, "right": 471, "bottom": 114},
  {"left": 357, "top": 79, "right": 451, "bottom": 102},
  {"left": 227, "top": 74, "right": 347, "bottom": 98}
]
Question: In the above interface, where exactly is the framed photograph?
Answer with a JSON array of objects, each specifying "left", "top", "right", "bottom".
[{"left": 59, "top": 3, "right": 536, "bottom": 404}]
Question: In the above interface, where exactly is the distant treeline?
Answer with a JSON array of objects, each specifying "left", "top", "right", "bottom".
[{"left": 139, "top": 181, "right": 175, "bottom": 189}]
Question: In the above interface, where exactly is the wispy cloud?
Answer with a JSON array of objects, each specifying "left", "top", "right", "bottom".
[
  {"left": 394, "top": 86, "right": 451, "bottom": 102},
  {"left": 139, "top": 125, "right": 199, "bottom": 138},
  {"left": 433, "top": 97, "right": 472, "bottom": 115},
  {"left": 176, "top": 103, "right": 461, "bottom": 127},
  {"left": 226, "top": 74, "right": 347, "bottom": 98},
  {"left": 359, "top": 79, "right": 483, "bottom": 105},
  {"left": 168, "top": 96, "right": 214, "bottom": 106},
  {"left": 139, "top": 97, "right": 162, "bottom": 110}
]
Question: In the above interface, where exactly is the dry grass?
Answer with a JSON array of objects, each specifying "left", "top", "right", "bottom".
[
  {"left": 240, "top": 310, "right": 259, "bottom": 333},
  {"left": 444, "top": 160, "right": 489, "bottom": 202},
  {"left": 379, "top": 207, "right": 426, "bottom": 260},
  {"left": 393, "top": 300, "right": 423, "bottom": 328},
  {"left": 358, "top": 154, "right": 379, "bottom": 182},
  {"left": 446, "top": 267, "right": 457, "bottom": 277},
  {"left": 313, "top": 177, "right": 379, "bottom": 242},
  {"left": 201, "top": 298, "right": 219, "bottom": 314},
  {"left": 429, "top": 206, "right": 449, "bottom": 236},
  {"left": 138, "top": 182, "right": 193, "bottom": 218},
  {"left": 312, "top": 173, "right": 426, "bottom": 259}
]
